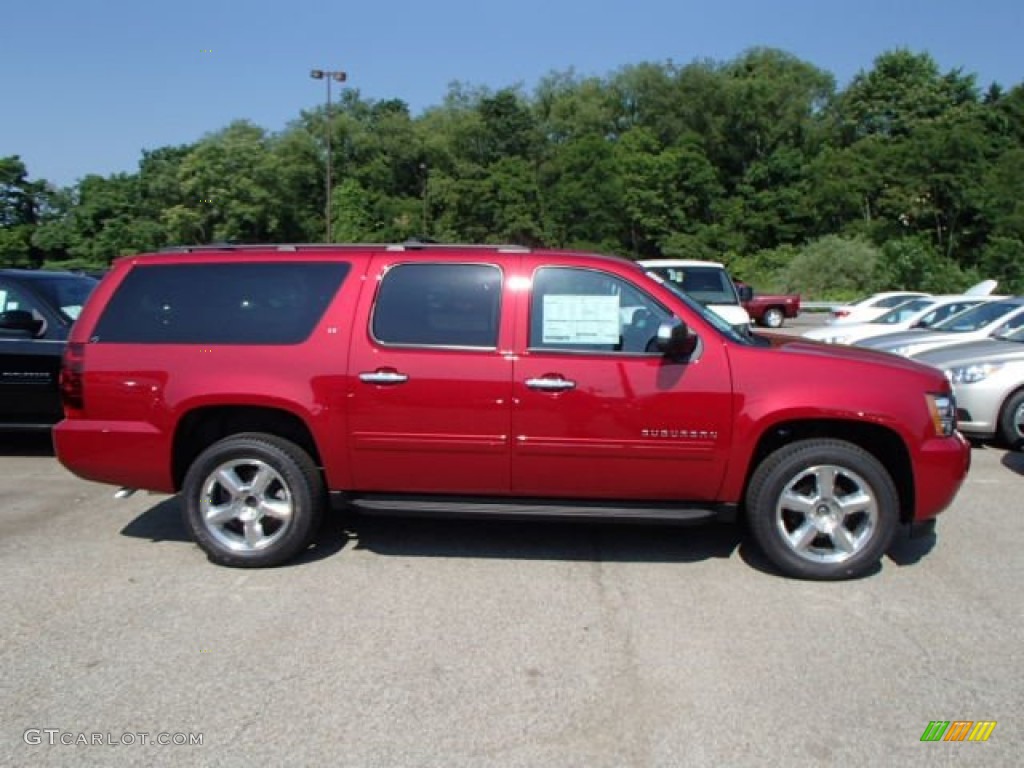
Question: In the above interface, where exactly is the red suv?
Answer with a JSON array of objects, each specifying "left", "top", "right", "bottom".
[{"left": 54, "top": 243, "right": 970, "bottom": 579}]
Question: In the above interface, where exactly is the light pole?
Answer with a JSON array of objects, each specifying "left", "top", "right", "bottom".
[{"left": 310, "top": 68, "right": 347, "bottom": 242}]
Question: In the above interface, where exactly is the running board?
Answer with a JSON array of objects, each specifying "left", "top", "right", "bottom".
[{"left": 343, "top": 494, "right": 732, "bottom": 524}]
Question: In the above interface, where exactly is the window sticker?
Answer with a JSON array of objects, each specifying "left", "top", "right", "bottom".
[{"left": 542, "top": 294, "right": 620, "bottom": 344}]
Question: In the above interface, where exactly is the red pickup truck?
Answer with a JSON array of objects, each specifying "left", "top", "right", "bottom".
[
  {"left": 735, "top": 281, "right": 802, "bottom": 328},
  {"left": 54, "top": 243, "right": 969, "bottom": 580}
]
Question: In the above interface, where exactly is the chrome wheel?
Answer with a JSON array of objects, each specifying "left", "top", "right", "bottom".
[
  {"left": 763, "top": 308, "right": 784, "bottom": 328},
  {"left": 200, "top": 458, "right": 294, "bottom": 553},
  {"left": 775, "top": 464, "right": 878, "bottom": 564}
]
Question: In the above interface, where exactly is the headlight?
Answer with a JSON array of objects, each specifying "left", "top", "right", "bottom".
[
  {"left": 926, "top": 393, "right": 956, "bottom": 436},
  {"left": 824, "top": 335, "right": 849, "bottom": 345},
  {"left": 945, "top": 363, "right": 1002, "bottom": 384}
]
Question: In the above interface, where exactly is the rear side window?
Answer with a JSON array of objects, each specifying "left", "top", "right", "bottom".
[
  {"left": 93, "top": 262, "right": 349, "bottom": 344},
  {"left": 372, "top": 263, "right": 501, "bottom": 348}
]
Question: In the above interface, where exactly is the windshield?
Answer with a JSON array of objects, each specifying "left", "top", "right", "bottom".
[
  {"left": 29, "top": 275, "right": 98, "bottom": 321},
  {"left": 933, "top": 301, "right": 1022, "bottom": 333},
  {"left": 874, "top": 298, "right": 934, "bottom": 325},
  {"left": 643, "top": 265, "right": 741, "bottom": 307},
  {"left": 643, "top": 271, "right": 755, "bottom": 344},
  {"left": 991, "top": 314, "right": 1024, "bottom": 341}
]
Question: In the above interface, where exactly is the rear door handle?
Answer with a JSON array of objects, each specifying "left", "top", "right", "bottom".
[
  {"left": 525, "top": 377, "right": 576, "bottom": 392},
  {"left": 359, "top": 370, "right": 409, "bottom": 385}
]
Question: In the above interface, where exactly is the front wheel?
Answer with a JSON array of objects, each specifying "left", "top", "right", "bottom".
[
  {"left": 182, "top": 432, "right": 325, "bottom": 567},
  {"left": 761, "top": 307, "right": 784, "bottom": 328},
  {"left": 745, "top": 439, "right": 898, "bottom": 580},
  {"left": 997, "top": 389, "right": 1024, "bottom": 449}
]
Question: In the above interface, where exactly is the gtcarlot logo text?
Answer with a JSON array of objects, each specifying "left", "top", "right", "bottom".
[{"left": 24, "top": 729, "right": 203, "bottom": 747}]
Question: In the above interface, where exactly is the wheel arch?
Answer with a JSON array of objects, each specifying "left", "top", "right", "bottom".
[
  {"left": 172, "top": 405, "right": 322, "bottom": 492},
  {"left": 997, "top": 385, "right": 1024, "bottom": 447},
  {"left": 740, "top": 419, "right": 914, "bottom": 524}
]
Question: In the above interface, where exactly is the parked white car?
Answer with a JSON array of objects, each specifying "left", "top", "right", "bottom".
[
  {"left": 826, "top": 280, "right": 997, "bottom": 326},
  {"left": 915, "top": 325, "right": 1024, "bottom": 447},
  {"left": 639, "top": 259, "right": 751, "bottom": 332},
  {"left": 826, "top": 291, "right": 931, "bottom": 325},
  {"left": 803, "top": 295, "right": 995, "bottom": 345},
  {"left": 856, "top": 297, "right": 1024, "bottom": 358}
]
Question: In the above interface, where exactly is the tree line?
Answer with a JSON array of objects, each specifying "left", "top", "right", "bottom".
[{"left": 2, "top": 48, "right": 1022, "bottom": 298}]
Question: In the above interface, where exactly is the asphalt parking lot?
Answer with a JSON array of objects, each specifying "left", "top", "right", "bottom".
[{"left": 2, "top": 315, "right": 1022, "bottom": 767}]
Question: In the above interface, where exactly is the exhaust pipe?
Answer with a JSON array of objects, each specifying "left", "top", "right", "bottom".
[{"left": 114, "top": 487, "right": 138, "bottom": 499}]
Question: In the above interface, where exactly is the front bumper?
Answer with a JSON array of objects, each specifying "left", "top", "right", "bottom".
[
  {"left": 951, "top": 378, "right": 1010, "bottom": 439},
  {"left": 912, "top": 431, "right": 971, "bottom": 522}
]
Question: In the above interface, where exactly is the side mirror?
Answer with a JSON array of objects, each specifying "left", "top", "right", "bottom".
[
  {"left": 0, "top": 309, "right": 44, "bottom": 337},
  {"left": 655, "top": 318, "right": 698, "bottom": 361},
  {"left": 737, "top": 285, "right": 754, "bottom": 302}
]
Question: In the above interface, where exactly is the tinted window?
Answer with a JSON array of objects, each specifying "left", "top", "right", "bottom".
[
  {"left": 935, "top": 301, "right": 1022, "bottom": 333},
  {"left": 94, "top": 262, "right": 349, "bottom": 344},
  {"left": 919, "top": 301, "right": 977, "bottom": 327},
  {"left": 876, "top": 295, "right": 917, "bottom": 309},
  {"left": 876, "top": 298, "right": 933, "bottom": 324},
  {"left": 0, "top": 283, "right": 39, "bottom": 315},
  {"left": 993, "top": 311, "right": 1024, "bottom": 337},
  {"left": 372, "top": 263, "right": 501, "bottom": 348},
  {"left": 29, "top": 276, "right": 97, "bottom": 320},
  {"left": 530, "top": 267, "right": 670, "bottom": 354},
  {"left": 0, "top": 283, "right": 46, "bottom": 338},
  {"left": 644, "top": 266, "right": 739, "bottom": 306}
]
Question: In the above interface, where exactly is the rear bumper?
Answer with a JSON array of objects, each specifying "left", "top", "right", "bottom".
[
  {"left": 53, "top": 419, "right": 175, "bottom": 492},
  {"left": 912, "top": 431, "right": 971, "bottom": 522}
]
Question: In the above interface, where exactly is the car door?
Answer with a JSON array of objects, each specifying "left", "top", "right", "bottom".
[
  {"left": 510, "top": 262, "right": 733, "bottom": 501},
  {"left": 346, "top": 256, "right": 515, "bottom": 494},
  {"left": 0, "top": 279, "right": 66, "bottom": 426}
]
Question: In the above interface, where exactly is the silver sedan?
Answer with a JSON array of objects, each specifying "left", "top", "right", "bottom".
[{"left": 914, "top": 326, "right": 1024, "bottom": 447}]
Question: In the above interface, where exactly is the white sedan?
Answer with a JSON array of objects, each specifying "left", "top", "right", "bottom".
[
  {"left": 804, "top": 295, "right": 993, "bottom": 345},
  {"left": 825, "top": 291, "right": 931, "bottom": 325}
]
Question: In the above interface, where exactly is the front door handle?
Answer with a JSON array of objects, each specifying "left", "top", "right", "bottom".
[
  {"left": 359, "top": 370, "right": 409, "bottom": 385},
  {"left": 525, "top": 376, "right": 576, "bottom": 392}
]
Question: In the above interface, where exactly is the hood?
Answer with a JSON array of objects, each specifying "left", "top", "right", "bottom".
[
  {"left": 804, "top": 322, "right": 878, "bottom": 341},
  {"left": 915, "top": 338, "right": 1024, "bottom": 368},
  {"left": 771, "top": 338, "right": 942, "bottom": 377},
  {"left": 856, "top": 331, "right": 958, "bottom": 354}
]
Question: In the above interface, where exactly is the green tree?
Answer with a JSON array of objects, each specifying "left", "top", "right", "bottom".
[
  {"left": 781, "top": 236, "right": 882, "bottom": 299},
  {"left": 0, "top": 156, "right": 45, "bottom": 266},
  {"left": 833, "top": 49, "right": 977, "bottom": 141}
]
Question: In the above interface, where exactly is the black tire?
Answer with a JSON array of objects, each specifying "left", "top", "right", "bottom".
[
  {"left": 182, "top": 432, "right": 325, "bottom": 567},
  {"left": 745, "top": 439, "right": 898, "bottom": 580},
  {"left": 761, "top": 307, "right": 784, "bottom": 328},
  {"left": 997, "top": 389, "right": 1024, "bottom": 449}
]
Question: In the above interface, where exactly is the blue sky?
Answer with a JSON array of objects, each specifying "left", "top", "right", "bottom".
[{"left": 3, "top": 0, "right": 1021, "bottom": 188}]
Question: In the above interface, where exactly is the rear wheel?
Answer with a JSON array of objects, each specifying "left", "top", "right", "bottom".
[
  {"left": 761, "top": 307, "right": 784, "bottom": 328},
  {"left": 997, "top": 390, "right": 1024, "bottom": 449},
  {"left": 746, "top": 439, "right": 898, "bottom": 580},
  {"left": 182, "top": 432, "right": 325, "bottom": 567}
]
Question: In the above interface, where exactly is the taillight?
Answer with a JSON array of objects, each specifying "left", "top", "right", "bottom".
[
  {"left": 832, "top": 309, "right": 850, "bottom": 318},
  {"left": 60, "top": 342, "right": 85, "bottom": 410}
]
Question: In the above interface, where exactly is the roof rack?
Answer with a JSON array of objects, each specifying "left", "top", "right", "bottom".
[{"left": 157, "top": 240, "right": 532, "bottom": 254}]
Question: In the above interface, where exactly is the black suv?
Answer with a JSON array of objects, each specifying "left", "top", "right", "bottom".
[{"left": 0, "top": 269, "right": 98, "bottom": 430}]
